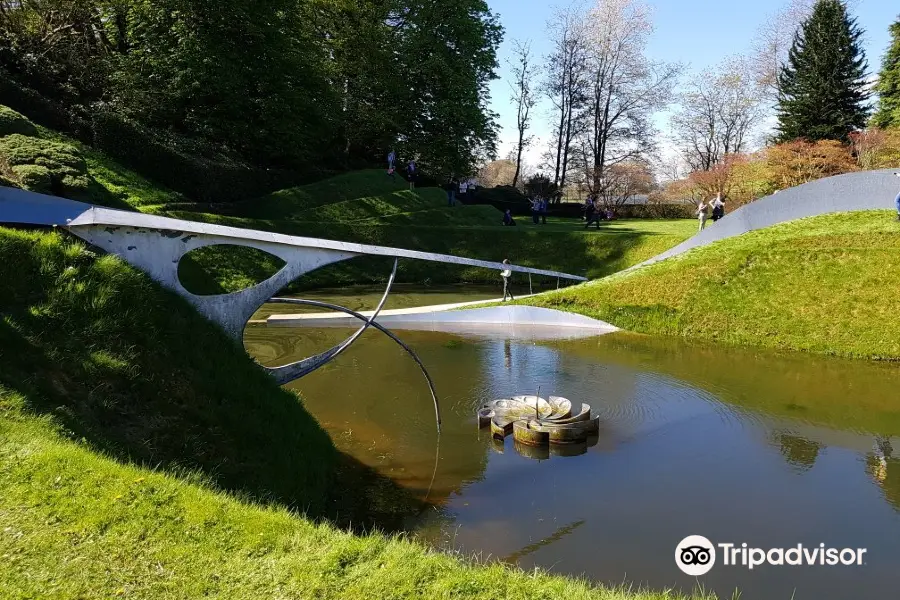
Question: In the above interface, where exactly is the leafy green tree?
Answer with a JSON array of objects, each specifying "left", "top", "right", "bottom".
[
  {"left": 776, "top": 0, "right": 869, "bottom": 142},
  {"left": 873, "top": 17, "right": 900, "bottom": 129},
  {"left": 0, "top": 0, "right": 114, "bottom": 102},
  {"left": 112, "top": 0, "right": 340, "bottom": 168},
  {"left": 390, "top": 0, "right": 503, "bottom": 177}
]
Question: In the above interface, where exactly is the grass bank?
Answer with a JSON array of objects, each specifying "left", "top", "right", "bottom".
[
  {"left": 526, "top": 211, "right": 900, "bottom": 360},
  {"left": 0, "top": 226, "right": 712, "bottom": 599}
]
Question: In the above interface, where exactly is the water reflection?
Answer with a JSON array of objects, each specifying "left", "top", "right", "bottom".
[
  {"left": 244, "top": 325, "right": 900, "bottom": 599},
  {"left": 771, "top": 432, "right": 823, "bottom": 473}
]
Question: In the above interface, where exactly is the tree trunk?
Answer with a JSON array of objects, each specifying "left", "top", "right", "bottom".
[{"left": 513, "top": 130, "right": 524, "bottom": 188}]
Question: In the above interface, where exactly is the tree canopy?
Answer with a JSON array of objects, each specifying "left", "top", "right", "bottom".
[{"left": 0, "top": 0, "right": 503, "bottom": 177}]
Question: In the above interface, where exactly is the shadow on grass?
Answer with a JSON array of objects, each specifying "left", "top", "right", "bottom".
[{"left": 0, "top": 227, "right": 428, "bottom": 533}]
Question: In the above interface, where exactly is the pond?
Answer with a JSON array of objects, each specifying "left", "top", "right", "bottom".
[{"left": 244, "top": 305, "right": 900, "bottom": 600}]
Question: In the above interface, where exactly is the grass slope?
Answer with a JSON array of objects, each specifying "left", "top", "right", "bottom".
[
  {"left": 0, "top": 227, "right": 711, "bottom": 600},
  {"left": 232, "top": 169, "right": 414, "bottom": 218},
  {"left": 529, "top": 211, "right": 900, "bottom": 360}
]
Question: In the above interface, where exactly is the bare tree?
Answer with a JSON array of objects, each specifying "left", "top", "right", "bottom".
[
  {"left": 579, "top": 0, "right": 680, "bottom": 194},
  {"left": 595, "top": 160, "right": 654, "bottom": 210},
  {"left": 672, "top": 56, "right": 764, "bottom": 172},
  {"left": 750, "top": 0, "right": 816, "bottom": 101},
  {"left": 544, "top": 4, "right": 590, "bottom": 191},
  {"left": 508, "top": 39, "right": 538, "bottom": 188},
  {"left": 478, "top": 159, "right": 517, "bottom": 188}
]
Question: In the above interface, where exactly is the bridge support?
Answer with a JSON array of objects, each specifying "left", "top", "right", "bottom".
[{"left": 66, "top": 223, "right": 356, "bottom": 340}]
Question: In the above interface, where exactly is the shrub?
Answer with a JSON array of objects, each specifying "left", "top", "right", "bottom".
[
  {"left": 0, "top": 106, "right": 38, "bottom": 137},
  {"left": 0, "top": 134, "right": 91, "bottom": 199},
  {"left": 764, "top": 139, "right": 857, "bottom": 189},
  {"left": 850, "top": 128, "right": 900, "bottom": 169},
  {"left": 10, "top": 164, "right": 53, "bottom": 193}
]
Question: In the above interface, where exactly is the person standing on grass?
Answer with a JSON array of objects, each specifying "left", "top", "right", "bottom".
[
  {"left": 540, "top": 196, "right": 548, "bottom": 224},
  {"left": 445, "top": 175, "right": 457, "bottom": 206},
  {"left": 501, "top": 259, "right": 514, "bottom": 302},
  {"left": 387, "top": 150, "right": 396, "bottom": 171},
  {"left": 711, "top": 194, "right": 725, "bottom": 222},
  {"left": 531, "top": 196, "right": 541, "bottom": 224},
  {"left": 697, "top": 200, "right": 710, "bottom": 232},
  {"left": 407, "top": 160, "right": 417, "bottom": 190},
  {"left": 584, "top": 198, "right": 600, "bottom": 229}
]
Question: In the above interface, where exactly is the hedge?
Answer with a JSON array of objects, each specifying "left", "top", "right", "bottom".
[{"left": 0, "top": 134, "right": 92, "bottom": 199}]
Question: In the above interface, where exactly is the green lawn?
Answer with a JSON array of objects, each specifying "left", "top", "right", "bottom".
[
  {"left": 0, "top": 226, "right": 713, "bottom": 600},
  {"left": 526, "top": 210, "right": 900, "bottom": 360}
]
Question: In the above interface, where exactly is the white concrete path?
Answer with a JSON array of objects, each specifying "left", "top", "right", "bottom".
[{"left": 267, "top": 303, "right": 619, "bottom": 340}]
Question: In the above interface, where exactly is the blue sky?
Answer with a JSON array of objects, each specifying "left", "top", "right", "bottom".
[{"left": 486, "top": 0, "right": 899, "bottom": 169}]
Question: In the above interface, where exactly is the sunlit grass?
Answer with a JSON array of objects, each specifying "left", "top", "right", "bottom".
[{"left": 528, "top": 211, "right": 900, "bottom": 360}]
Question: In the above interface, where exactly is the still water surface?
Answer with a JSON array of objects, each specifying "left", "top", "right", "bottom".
[{"left": 245, "top": 304, "right": 900, "bottom": 600}]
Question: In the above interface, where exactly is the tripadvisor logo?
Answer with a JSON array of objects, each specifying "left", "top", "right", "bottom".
[{"left": 675, "top": 535, "right": 867, "bottom": 576}]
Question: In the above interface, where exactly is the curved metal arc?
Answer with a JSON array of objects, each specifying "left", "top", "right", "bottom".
[
  {"left": 268, "top": 297, "right": 442, "bottom": 434},
  {"left": 265, "top": 259, "right": 398, "bottom": 384}
]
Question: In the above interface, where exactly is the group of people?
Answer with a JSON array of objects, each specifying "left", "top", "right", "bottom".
[
  {"left": 530, "top": 196, "right": 550, "bottom": 224},
  {"left": 387, "top": 150, "right": 418, "bottom": 190},
  {"left": 583, "top": 195, "right": 614, "bottom": 229},
  {"left": 443, "top": 176, "right": 479, "bottom": 206},
  {"left": 696, "top": 194, "right": 727, "bottom": 232}
]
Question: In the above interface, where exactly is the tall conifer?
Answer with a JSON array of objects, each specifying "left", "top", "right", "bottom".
[
  {"left": 776, "top": 0, "right": 869, "bottom": 142},
  {"left": 873, "top": 17, "right": 900, "bottom": 128}
]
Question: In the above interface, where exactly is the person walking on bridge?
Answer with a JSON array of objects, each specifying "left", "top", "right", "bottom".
[{"left": 501, "top": 259, "right": 515, "bottom": 302}]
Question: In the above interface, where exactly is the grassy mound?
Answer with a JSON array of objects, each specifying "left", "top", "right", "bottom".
[
  {"left": 0, "top": 228, "right": 337, "bottom": 512},
  {"left": 234, "top": 169, "right": 412, "bottom": 219},
  {"left": 529, "top": 211, "right": 900, "bottom": 359},
  {"left": 0, "top": 104, "right": 184, "bottom": 210},
  {"left": 0, "top": 133, "right": 91, "bottom": 199},
  {"left": 0, "top": 227, "right": 710, "bottom": 599},
  {"left": 290, "top": 188, "right": 502, "bottom": 227},
  {"left": 0, "top": 105, "right": 38, "bottom": 137},
  {"left": 37, "top": 125, "right": 185, "bottom": 210}
]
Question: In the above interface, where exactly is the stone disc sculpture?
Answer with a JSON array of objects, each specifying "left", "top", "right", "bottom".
[{"left": 477, "top": 396, "right": 600, "bottom": 453}]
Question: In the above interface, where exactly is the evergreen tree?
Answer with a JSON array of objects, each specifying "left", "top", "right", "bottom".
[
  {"left": 776, "top": 0, "right": 869, "bottom": 142},
  {"left": 873, "top": 17, "right": 900, "bottom": 129}
]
